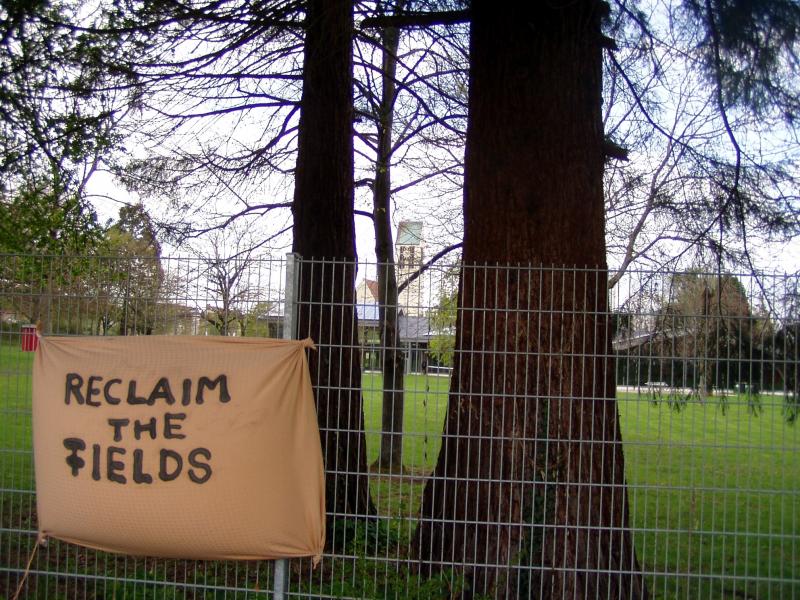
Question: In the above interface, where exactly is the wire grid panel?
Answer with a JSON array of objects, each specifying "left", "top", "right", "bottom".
[
  {"left": 0, "top": 254, "right": 798, "bottom": 599},
  {"left": 0, "top": 253, "right": 290, "bottom": 599}
]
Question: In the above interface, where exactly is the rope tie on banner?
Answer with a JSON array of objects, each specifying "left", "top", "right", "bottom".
[
  {"left": 300, "top": 338, "right": 317, "bottom": 351},
  {"left": 11, "top": 534, "right": 45, "bottom": 600}
]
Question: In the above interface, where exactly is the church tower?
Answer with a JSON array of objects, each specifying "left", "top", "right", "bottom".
[{"left": 396, "top": 221, "right": 424, "bottom": 316}]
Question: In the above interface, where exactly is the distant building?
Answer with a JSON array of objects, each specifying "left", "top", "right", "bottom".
[
  {"left": 354, "top": 274, "right": 432, "bottom": 374},
  {"left": 351, "top": 221, "right": 433, "bottom": 372},
  {"left": 396, "top": 221, "right": 424, "bottom": 316},
  {"left": 355, "top": 278, "right": 381, "bottom": 321}
]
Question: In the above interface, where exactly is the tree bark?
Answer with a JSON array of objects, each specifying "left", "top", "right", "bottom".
[
  {"left": 373, "top": 14, "right": 405, "bottom": 472},
  {"left": 413, "top": 2, "right": 646, "bottom": 598},
  {"left": 292, "top": 0, "right": 375, "bottom": 532}
]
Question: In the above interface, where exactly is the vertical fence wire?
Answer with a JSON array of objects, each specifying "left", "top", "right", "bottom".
[{"left": 0, "top": 254, "right": 797, "bottom": 599}]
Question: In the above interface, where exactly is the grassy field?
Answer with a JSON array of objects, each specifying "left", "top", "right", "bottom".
[
  {"left": 362, "top": 372, "right": 799, "bottom": 599},
  {"left": 1, "top": 342, "right": 798, "bottom": 598},
  {"left": 0, "top": 342, "right": 34, "bottom": 494},
  {"left": 617, "top": 392, "right": 798, "bottom": 599}
]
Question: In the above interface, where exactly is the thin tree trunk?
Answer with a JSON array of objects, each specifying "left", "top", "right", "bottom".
[
  {"left": 413, "top": 2, "right": 646, "bottom": 598},
  {"left": 292, "top": 0, "right": 375, "bottom": 533},
  {"left": 373, "top": 13, "right": 405, "bottom": 472}
]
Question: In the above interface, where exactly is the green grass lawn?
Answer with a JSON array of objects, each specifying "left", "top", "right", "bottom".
[
  {"left": 361, "top": 372, "right": 798, "bottom": 598},
  {"left": 0, "top": 342, "right": 34, "bottom": 492},
  {"left": 361, "top": 370, "right": 450, "bottom": 471},
  {"left": 617, "top": 392, "right": 799, "bottom": 599},
  {"left": 1, "top": 342, "right": 797, "bottom": 599}
]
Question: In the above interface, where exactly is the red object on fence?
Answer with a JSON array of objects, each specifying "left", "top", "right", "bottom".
[{"left": 21, "top": 325, "right": 38, "bottom": 352}]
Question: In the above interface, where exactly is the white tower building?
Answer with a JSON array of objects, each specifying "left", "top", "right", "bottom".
[{"left": 396, "top": 221, "right": 424, "bottom": 316}]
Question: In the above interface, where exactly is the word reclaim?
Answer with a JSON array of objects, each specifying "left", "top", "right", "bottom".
[{"left": 61, "top": 373, "right": 232, "bottom": 485}]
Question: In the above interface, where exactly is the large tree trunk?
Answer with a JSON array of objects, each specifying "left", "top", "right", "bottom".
[
  {"left": 373, "top": 15, "right": 405, "bottom": 472},
  {"left": 292, "top": 0, "right": 375, "bottom": 533},
  {"left": 413, "top": 2, "right": 645, "bottom": 598}
]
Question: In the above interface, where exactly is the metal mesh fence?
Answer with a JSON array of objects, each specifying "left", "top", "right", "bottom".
[{"left": 0, "top": 253, "right": 797, "bottom": 599}]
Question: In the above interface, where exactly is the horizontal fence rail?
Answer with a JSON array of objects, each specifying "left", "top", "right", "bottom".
[{"left": 0, "top": 253, "right": 797, "bottom": 599}]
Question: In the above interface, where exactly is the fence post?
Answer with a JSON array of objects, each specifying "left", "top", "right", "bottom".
[
  {"left": 272, "top": 252, "right": 301, "bottom": 599},
  {"left": 283, "top": 253, "right": 300, "bottom": 341},
  {"left": 273, "top": 559, "right": 289, "bottom": 600}
]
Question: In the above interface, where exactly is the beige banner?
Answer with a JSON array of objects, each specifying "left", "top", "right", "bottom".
[{"left": 33, "top": 335, "right": 324, "bottom": 561}]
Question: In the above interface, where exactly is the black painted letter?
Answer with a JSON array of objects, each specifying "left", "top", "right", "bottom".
[
  {"left": 163, "top": 412, "right": 186, "bottom": 440},
  {"left": 188, "top": 448, "right": 212, "bottom": 484},
  {"left": 65, "top": 374, "right": 84, "bottom": 405},
  {"left": 103, "top": 378, "right": 122, "bottom": 405},
  {"left": 196, "top": 375, "right": 231, "bottom": 404},
  {"left": 148, "top": 377, "right": 176, "bottom": 405},
  {"left": 127, "top": 380, "right": 148, "bottom": 405},
  {"left": 107, "top": 447, "right": 127, "bottom": 484},
  {"left": 132, "top": 449, "right": 153, "bottom": 484},
  {"left": 159, "top": 449, "right": 182, "bottom": 481},
  {"left": 108, "top": 418, "right": 130, "bottom": 442},
  {"left": 86, "top": 376, "right": 103, "bottom": 407},
  {"left": 134, "top": 417, "right": 157, "bottom": 441},
  {"left": 63, "top": 438, "right": 86, "bottom": 476},
  {"left": 92, "top": 444, "right": 101, "bottom": 481}
]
